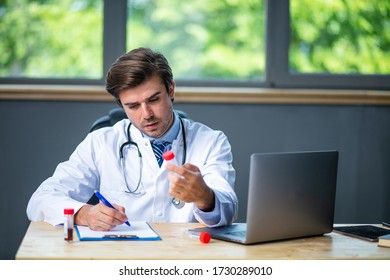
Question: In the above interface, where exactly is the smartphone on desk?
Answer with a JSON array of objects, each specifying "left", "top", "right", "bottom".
[
  {"left": 382, "top": 222, "right": 390, "bottom": 229},
  {"left": 333, "top": 225, "right": 390, "bottom": 242}
]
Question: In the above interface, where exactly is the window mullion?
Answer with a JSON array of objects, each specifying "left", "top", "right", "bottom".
[
  {"left": 103, "top": 0, "right": 127, "bottom": 79},
  {"left": 265, "top": 0, "right": 290, "bottom": 88}
]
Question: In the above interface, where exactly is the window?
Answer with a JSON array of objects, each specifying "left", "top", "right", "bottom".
[
  {"left": 127, "top": 0, "right": 265, "bottom": 84},
  {"left": 0, "top": 0, "right": 389, "bottom": 90},
  {"left": 0, "top": 0, "right": 103, "bottom": 80}
]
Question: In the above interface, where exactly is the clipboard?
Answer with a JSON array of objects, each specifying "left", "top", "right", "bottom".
[{"left": 75, "top": 221, "right": 161, "bottom": 241}]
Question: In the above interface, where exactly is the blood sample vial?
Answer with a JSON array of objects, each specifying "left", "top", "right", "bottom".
[{"left": 64, "top": 208, "right": 74, "bottom": 241}]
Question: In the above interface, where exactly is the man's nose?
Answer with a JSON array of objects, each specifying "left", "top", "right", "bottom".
[{"left": 141, "top": 103, "right": 153, "bottom": 119}]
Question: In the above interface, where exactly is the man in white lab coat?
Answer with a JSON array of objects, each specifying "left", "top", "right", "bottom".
[{"left": 27, "top": 47, "right": 238, "bottom": 231}]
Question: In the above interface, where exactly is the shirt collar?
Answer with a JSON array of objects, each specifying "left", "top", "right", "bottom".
[{"left": 142, "top": 112, "right": 180, "bottom": 144}]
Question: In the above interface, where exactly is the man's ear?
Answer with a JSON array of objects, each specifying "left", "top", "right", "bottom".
[{"left": 169, "top": 81, "right": 176, "bottom": 102}]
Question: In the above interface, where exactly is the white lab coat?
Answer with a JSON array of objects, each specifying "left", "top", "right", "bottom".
[{"left": 27, "top": 117, "right": 238, "bottom": 227}]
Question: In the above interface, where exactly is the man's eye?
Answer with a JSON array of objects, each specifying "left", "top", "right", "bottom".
[{"left": 128, "top": 104, "right": 139, "bottom": 110}]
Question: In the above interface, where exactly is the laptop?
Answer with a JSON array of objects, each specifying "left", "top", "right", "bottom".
[{"left": 189, "top": 150, "right": 339, "bottom": 244}]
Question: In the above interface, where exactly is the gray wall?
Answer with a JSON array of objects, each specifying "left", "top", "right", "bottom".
[{"left": 1, "top": 100, "right": 389, "bottom": 259}]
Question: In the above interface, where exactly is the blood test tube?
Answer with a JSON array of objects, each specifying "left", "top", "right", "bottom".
[{"left": 64, "top": 208, "right": 74, "bottom": 241}]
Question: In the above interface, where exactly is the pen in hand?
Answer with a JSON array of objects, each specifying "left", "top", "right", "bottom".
[{"left": 94, "top": 191, "right": 131, "bottom": 226}]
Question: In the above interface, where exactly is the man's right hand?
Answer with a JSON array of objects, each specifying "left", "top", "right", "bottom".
[{"left": 74, "top": 203, "right": 129, "bottom": 231}]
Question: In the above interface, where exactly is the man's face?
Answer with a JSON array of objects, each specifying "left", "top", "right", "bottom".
[{"left": 118, "top": 75, "right": 175, "bottom": 138}]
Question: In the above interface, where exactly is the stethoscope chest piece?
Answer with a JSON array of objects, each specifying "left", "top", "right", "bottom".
[{"left": 172, "top": 197, "right": 185, "bottom": 209}]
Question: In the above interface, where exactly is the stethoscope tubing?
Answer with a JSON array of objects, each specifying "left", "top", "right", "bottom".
[{"left": 119, "top": 116, "right": 187, "bottom": 208}]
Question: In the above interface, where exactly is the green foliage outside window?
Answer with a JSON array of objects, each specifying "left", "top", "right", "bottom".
[
  {"left": 290, "top": 0, "right": 390, "bottom": 74},
  {"left": 127, "top": 0, "right": 265, "bottom": 81},
  {"left": 0, "top": 0, "right": 102, "bottom": 78}
]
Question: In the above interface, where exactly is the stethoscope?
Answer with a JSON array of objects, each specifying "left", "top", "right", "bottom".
[{"left": 119, "top": 116, "right": 187, "bottom": 209}]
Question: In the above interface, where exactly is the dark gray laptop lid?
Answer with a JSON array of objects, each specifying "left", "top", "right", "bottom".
[
  {"left": 189, "top": 150, "right": 338, "bottom": 245},
  {"left": 245, "top": 150, "right": 338, "bottom": 244}
]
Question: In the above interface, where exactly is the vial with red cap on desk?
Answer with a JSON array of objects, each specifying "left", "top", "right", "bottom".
[{"left": 189, "top": 231, "right": 211, "bottom": 244}]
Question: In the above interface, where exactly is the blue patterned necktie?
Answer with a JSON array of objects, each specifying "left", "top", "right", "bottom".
[{"left": 151, "top": 141, "right": 170, "bottom": 167}]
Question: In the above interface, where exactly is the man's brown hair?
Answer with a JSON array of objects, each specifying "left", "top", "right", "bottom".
[{"left": 106, "top": 47, "right": 173, "bottom": 105}]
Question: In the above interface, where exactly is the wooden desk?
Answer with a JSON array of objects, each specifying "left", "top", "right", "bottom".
[{"left": 15, "top": 222, "right": 390, "bottom": 260}]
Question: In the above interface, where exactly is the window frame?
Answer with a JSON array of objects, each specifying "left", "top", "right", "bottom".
[{"left": 0, "top": 0, "right": 389, "bottom": 91}]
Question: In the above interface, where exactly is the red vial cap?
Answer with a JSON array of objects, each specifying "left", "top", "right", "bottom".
[
  {"left": 64, "top": 208, "right": 74, "bottom": 215},
  {"left": 163, "top": 150, "right": 175, "bottom": 161},
  {"left": 199, "top": 232, "right": 211, "bottom": 244}
]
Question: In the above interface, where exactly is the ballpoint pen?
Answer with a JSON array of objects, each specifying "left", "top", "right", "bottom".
[{"left": 94, "top": 191, "right": 131, "bottom": 226}]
